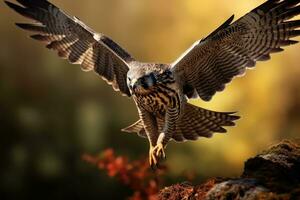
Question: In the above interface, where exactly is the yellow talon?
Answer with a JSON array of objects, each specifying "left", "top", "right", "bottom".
[
  {"left": 149, "top": 145, "right": 158, "bottom": 168},
  {"left": 154, "top": 142, "right": 166, "bottom": 159},
  {"left": 149, "top": 143, "right": 166, "bottom": 169}
]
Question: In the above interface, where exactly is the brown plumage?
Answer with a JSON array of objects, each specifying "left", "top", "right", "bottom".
[
  {"left": 5, "top": 0, "right": 300, "bottom": 167},
  {"left": 173, "top": 0, "right": 300, "bottom": 101},
  {"left": 123, "top": 104, "right": 239, "bottom": 142}
]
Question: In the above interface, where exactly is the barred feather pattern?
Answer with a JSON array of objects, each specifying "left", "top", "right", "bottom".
[
  {"left": 125, "top": 65, "right": 239, "bottom": 142},
  {"left": 133, "top": 73, "right": 180, "bottom": 118},
  {"left": 5, "top": 0, "right": 134, "bottom": 96},
  {"left": 131, "top": 70, "right": 182, "bottom": 145},
  {"left": 171, "top": 103, "right": 239, "bottom": 142},
  {"left": 6, "top": 0, "right": 299, "bottom": 148},
  {"left": 172, "top": 0, "right": 300, "bottom": 101},
  {"left": 122, "top": 103, "right": 239, "bottom": 142},
  {"left": 137, "top": 108, "right": 159, "bottom": 147},
  {"left": 121, "top": 119, "right": 146, "bottom": 138}
]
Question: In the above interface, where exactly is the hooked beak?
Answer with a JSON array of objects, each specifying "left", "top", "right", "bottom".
[{"left": 130, "top": 78, "right": 138, "bottom": 90}]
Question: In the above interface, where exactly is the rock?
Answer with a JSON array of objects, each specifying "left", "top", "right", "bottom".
[
  {"left": 243, "top": 140, "right": 300, "bottom": 193},
  {"left": 159, "top": 140, "right": 300, "bottom": 200}
]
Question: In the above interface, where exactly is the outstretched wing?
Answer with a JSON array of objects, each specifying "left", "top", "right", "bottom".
[
  {"left": 172, "top": 0, "right": 300, "bottom": 101},
  {"left": 5, "top": 0, "right": 134, "bottom": 96}
]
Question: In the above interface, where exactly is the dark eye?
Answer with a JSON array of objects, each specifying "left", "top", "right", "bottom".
[
  {"left": 149, "top": 73, "right": 156, "bottom": 80},
  {"left": 150, "top": 73, "right": 157, "bottom": 83},
  {"left": 139, "top": 78, "right": 147, "bottom": 88},
  {"left": 164, "top": 70, "right": 172, "bottom": 76}
]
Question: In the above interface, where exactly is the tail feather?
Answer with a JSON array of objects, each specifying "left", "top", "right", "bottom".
[
  {"left": 121, "top": 119, "right": 147, "bottom": 138},
  {"left": 172, "top": 103, "right": 240, "bottom": 142},
  {"left": 121, "top": 103, "right": 240, "bottom": 142}
]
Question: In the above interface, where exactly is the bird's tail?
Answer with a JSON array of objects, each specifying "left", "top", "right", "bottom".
[
  {"left": 121, "top": 119, "right": 147, "bottom": 138},
  {"left": 122, "top": 103, "right": 240, "bottom": 142},
  {"left": 171, "top": 103, "right": 240, "bottom": 142}
]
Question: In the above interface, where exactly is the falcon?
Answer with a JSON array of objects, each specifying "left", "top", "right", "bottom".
[{"left": 6, "top": 0, "right": 300, "bottom": 167}]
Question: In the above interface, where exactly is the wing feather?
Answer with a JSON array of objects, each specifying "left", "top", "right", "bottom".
[
  {"left": 5, "top": 0, "right": 134, "bottom": 96},
  {"left": 172, "top": 0, "right": 300, "bottom": 101}
]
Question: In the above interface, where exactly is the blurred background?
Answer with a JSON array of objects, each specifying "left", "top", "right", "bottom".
[{"left": 1, "top": 0, "right": 300, "bottom": 199}]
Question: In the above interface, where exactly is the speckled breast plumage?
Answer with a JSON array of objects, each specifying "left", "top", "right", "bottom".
[{"left": 134, "top": 82, "right": 180, "bottom": 118}]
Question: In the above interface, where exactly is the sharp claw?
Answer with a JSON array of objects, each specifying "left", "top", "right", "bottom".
[
  {"left": 151, "top": 163, "right": 156, "bottom": 171},
  {"left": 149, "top": 143, "right": 167, "bottom": 168},
  {"left": 156, "top": 162, "right": 159, "bottom": 169},
  {"left": 157, "top": 151, "right": 163, "bottom": 159},
  {"left": 154, "top": 143, "right": 165, "bottom": 159},
  {"left": 149, "top": 145, "right": 158, "bottom": 169}
]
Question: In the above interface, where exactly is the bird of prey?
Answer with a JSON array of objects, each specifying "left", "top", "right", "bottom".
[{"left": 5, "top": 0, "right": 300, "bottom": 167}]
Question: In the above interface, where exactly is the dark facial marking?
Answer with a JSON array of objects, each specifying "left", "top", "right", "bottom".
[{"left": 139, "top": 73, "right": 157, "bottom": 89}]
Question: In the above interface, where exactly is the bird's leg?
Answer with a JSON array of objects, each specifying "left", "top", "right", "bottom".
[
  {"left": 137, "top": 108, "right": 160, "bottom": 167},
  {"left": 153, "top": 134, "right": 166, "bottom": 159},
  {"left": 154, "top": 107, "right": 180, "bottom": 159},
  {"left": 147, "top": 136, "right": 160, "bottom": 168},
  {"left": 149, "top": 144, "right": 158, "bottom": 168}
]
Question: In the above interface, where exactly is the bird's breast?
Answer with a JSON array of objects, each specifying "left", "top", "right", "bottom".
[{"left": 134, "top": 83, "right": 180, "bottom": 117}]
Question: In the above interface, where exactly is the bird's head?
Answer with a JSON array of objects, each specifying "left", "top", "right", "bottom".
[
  {"left": 127, "top": 64, "right": 172, "bottom": 95},
  {"left": 127, "top": 71, "right": 157, "bottom": 94}
]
